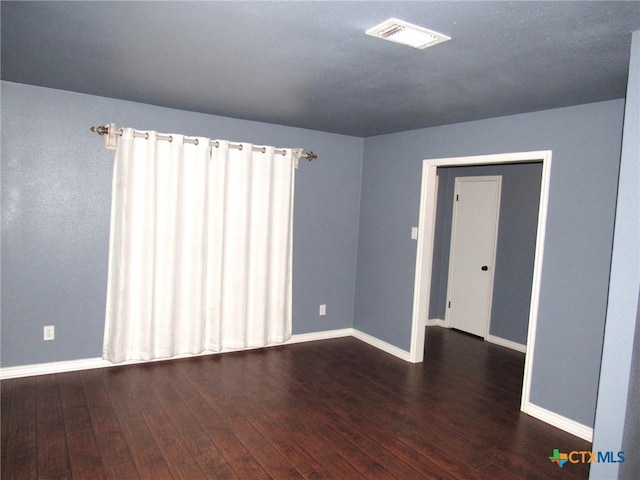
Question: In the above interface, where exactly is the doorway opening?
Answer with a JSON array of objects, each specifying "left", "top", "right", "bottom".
[{"left": 408, "top": 151, "right": 552, "bottom": 415}]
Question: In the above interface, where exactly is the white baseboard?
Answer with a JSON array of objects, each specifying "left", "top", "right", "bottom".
[
  {"left": 486, "top": 334, "right": 527, "bottom": 353},
  {"left": 351, "top": 329, "right": 412, "bottom": 362},
  {"left": 426, "top": 318, "right": 446, "bottom": 327},
  {"left": 0, "top": 357, "right": 110, "bottom": 380},
  {"left": 0, "top": 328, "right": 354, "bottom": 380},
  {"left": 284, "top": 328, "right": 352, "bottom": 345},
  {"left": 523, "top": 402, "right": 593, "bottom": 442},
  {"left": 426, "top": 323, "right": 526, "bottom": 354}
]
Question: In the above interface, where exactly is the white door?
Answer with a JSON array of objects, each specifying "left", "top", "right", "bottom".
[{"left": 445, "top": 176, "right": 502, "bottom": 337}]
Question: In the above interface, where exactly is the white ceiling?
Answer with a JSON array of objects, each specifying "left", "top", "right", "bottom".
[{"left": 2, "top": 1, "right": 639, "bottom": 137}]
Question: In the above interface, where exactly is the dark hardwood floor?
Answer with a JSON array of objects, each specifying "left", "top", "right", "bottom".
[{"left": 1, "top": 327, "right": 591, "bottom": 479}]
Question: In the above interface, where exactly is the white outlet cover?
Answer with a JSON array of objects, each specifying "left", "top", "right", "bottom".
[
  {"left": 43, "top": 325, "right": 55, "bottom": 341},
  {"left": 411, "top": 227, "right": 418, "bottom": 240},
  {"left": 319, "top": 304, "right": 327, "bottom": 316}
]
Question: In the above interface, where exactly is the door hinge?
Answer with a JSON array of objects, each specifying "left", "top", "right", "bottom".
[
  {"left": 456, "top": 194, "right": 459, "bottom": 201},
  {"left": 448, "top": 301, "right": 451, "bottom": 308}
]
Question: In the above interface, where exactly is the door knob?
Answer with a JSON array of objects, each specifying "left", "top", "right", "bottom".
[{"left": 481, "top": 265, "right": 489, "bottom": 271}]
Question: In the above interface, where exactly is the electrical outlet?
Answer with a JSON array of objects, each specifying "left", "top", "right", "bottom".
[
  {"left": 319, "top": 304, "right": 327, "bottom": 316},
  {"left": 44, "top": 325, "right": 55, "bottom": 341}
]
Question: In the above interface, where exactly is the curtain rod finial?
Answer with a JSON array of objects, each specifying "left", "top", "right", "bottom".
[
  {"left": 90, "top": 124, "right": 118, "bottom": 149},
  {"left": 90, "top": 125, "right": 109, "bottom": 135}
]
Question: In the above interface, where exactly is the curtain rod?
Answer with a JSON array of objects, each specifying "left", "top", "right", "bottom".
[{"left": 90, "top": 124, "right": 318, "bottom": 161}]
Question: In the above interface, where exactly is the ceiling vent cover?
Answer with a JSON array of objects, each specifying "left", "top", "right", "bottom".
[{"left": 366, "top": 18, "right": 451, "bottom": 50}]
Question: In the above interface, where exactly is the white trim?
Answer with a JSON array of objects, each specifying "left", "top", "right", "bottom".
[
  {"left": 410, "top": 150, "right": 552, "bottom": 420},
  {"left": 426, "top": 318, "right": 446, "bottom": 327},
  {"left": 409, "top": 163, "right": 438, "bottom": 362},
  {"left": 351, "top": 329, "right": 412, "bottom": 362},
  {"left": 0, "top": 328, "right": 353, "bottom": 380},
  {"left": 425, "top": 324, "right": 526, "bottom": 353},
  {"left": 0, "top": 357, "right": 110, "bottom": 380},
  {"left": 283, "top": 328, "right": 352, "bottom": 345},
  {"left": 425, "top": 324, "right": 527, "bottom": 353},
  {"left": 485, "top": 334, "right": 527, "bottom": 353},
  {"left": 524, "top": 402, "right": 593, "bottom": 442},
  {"left": 519, "top": 152, "right": 552, "bottom": 411}
]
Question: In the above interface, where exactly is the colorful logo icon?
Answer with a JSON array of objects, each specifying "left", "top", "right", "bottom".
[
  {"left": 549, "top": 449, "right": 569, "bottom": 468},
  {"left": 549, "top": 449, "right": 625, "bottom": 467}
]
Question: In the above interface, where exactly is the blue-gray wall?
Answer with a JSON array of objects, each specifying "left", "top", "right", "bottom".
[
  {"left": 430, "top": 163, "right": 542, "bottom": 345},
  {"left": 355, "top": 100, "right": 624, "bottom": 427},
  {"left": 0, "top": 81, "right": 364, "bottom": 367},
  {"left": 590, "top": 30, "right": 639, "bottom": 480}
]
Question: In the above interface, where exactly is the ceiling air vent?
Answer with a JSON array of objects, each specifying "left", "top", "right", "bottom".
[{"left": 366, "top": 18, "right": 451, "bottom": 50}]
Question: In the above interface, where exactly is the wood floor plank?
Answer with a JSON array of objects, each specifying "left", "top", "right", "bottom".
[
  {"left": 81, "top": 370, "right": 134, "bottom": 468},
  {"left": 104, "top": 461, "right": 140, "bottom": 480},
  {"left": 292, "top": 402, "right": 427, "bottom": 479},
  {"left": 66, "top": 428, "right": 107, "bottom": 480},
  {"left": 205, "top": 425, "right": 271, "bottom": 480},
  {"left": 58, "top": 372, "right": 93, "bottom": 434},
  {"left": 301, "top": 468, "right": 334, "bottom": 479},
  {"left": 248, "top": 414, "right": 325, "bottom": 476},
  {"left": 374, "top": 452, "right": 428, "bottom": 480},
  {"left": 142, "top": 408, "right": 194, "bottom": 468},
  {"left": 38, "top": 470, "right": 73, "bottom": 480},
  {"left": 244, "top": 439, "right": 304, "bottom": 479},
  {"left": 136, "top": 364, "right": 204, "bottom": 437},
  {"left": 225, "top": 416, "right": 265, "bottom": 446},
  {"left": 170, "top": 460, "right": 208, "bottom": 480},
  {"left": 1, "top": 377, "right": 13, "bottom": 466},
  {"left": 2, "top": 378, "right": 38, "bottom": 480},
  {"left": 272, "top": 416, "right": 367, "bottom": 479},
  {"left": 300, "top": 404, "right": 390, "bottom": 460},
  {"left": 378, "top": 435, "right": 460, "bottom": 480},
  {"left": 389, "top": 426, "right": 491, "bottom": 480},
  {"left": 182, "top": 431, "right": 238, "bottom": 480},
  {"left": 310, "top": 422, "right": 396, "bottom": 479},
  {"left": 113, "top": 409, "right": 173, "bottom": 479},
  {"left": 36, "top": 375, "right": 70, "bottom": 477},
  {"left": 103, "top": 367, "right": 174, "bottom": 479},
  {"left": 154, "top": 362, "right": 227, "bottom": 432},
  {"left": 475, "top": 463, "right": 521, "bottom": 480}
]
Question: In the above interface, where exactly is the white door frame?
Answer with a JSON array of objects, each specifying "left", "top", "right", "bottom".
[
  {"left": 409, "top": 151, "right": 552, "bottom": 414},
  {"left": 445, "top": 176, "right": 502, "bottom": 338}
]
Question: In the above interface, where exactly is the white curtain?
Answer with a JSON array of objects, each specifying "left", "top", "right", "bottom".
[{"left": 103, "top": 129, "right": 295, "bottom": 363}]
